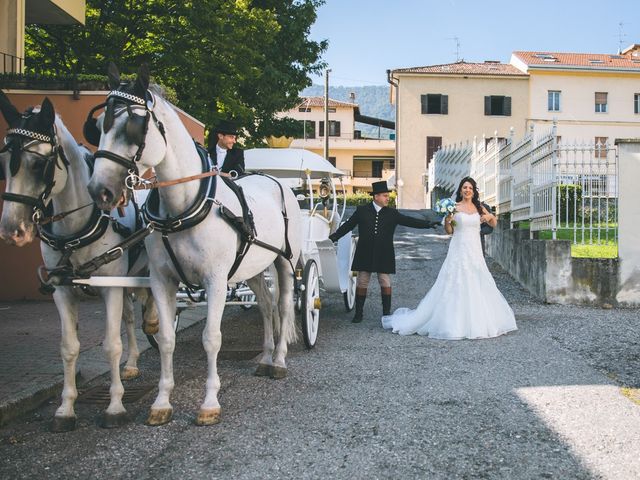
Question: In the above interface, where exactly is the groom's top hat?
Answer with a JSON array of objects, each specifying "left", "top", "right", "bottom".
[{"left": 370, "top": 180, "right": 392, "bottom": 195}]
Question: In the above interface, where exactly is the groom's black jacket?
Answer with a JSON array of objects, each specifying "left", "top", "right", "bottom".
[
  {"left": 208, "top": 147, "right": 245, "bottom": 175},
  {"left": 329, "top": 203, "right": 435, "bottom": 274}
]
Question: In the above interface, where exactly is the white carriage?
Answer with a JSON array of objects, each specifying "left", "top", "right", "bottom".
[{"left": 244, "top": 148, "right": 358, "bottom": 348}]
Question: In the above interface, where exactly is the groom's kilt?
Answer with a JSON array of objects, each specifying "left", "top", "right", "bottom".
[{"left": 332, "top": 204, "right": 432, "bottom": 274}]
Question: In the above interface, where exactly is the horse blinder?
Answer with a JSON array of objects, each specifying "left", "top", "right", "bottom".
[{"left": 83, "top": 102, "right": 106, "bottom": 147}]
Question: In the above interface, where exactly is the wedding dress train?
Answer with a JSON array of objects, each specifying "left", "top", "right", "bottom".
[{"left": 382, "top": 211, "right": 517, "bottom": 339}]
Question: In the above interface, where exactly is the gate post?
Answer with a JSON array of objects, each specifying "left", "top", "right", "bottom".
[{"left": 614, "top": 139, "right": 640, "bottom": 305}]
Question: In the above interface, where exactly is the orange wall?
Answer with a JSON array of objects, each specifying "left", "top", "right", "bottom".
[{"left": 0, "top": 90, "right": 205, "bottom": 300}]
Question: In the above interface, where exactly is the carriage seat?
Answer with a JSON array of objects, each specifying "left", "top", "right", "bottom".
[{"left": 299, "top": 208, "right": 332, "bottom": 243}]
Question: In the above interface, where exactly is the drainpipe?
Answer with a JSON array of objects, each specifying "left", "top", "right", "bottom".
[{"left": 386, "top": 69, "right": 400, "bottom": 206}]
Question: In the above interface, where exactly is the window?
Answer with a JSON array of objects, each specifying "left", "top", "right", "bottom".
[
  {"left": 634, "top": 93, "right": 640, "bottom": 114},
  {"left": 426, "top": 136, "right": 442, "bottom": 166},
  {"left": 298, "top": 120, "right": 315, "bottom": 139},
  {"left": 595, "top": 92, "right": 608, "bottom": 113},
  {"left": 484, "top": 96, "right": 511, "bottom": 116},
  {"left": 548, "top": 91, "right": 561, "bottom": 112},
  {"left": 372, "top": 161, "right": 384, "bottom": 178},
  {"left": 595, "top": 136, "right": 608, "bottom": 159},
  {"left": 328, "top": 156, "right": 336, "bottom": 167},
  {"left": 298, "top": 107, "right": 311, "bottom": 112},
  {"left": 420, "top": 94, "right": 448, "bottom": 114},
  {"left": 318, "top": 120, "right": 341, "bottom": 137}
]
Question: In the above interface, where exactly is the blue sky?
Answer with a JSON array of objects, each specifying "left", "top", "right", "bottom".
[{"left": 309, "top": 0, "right": 637, "bottom": 86}]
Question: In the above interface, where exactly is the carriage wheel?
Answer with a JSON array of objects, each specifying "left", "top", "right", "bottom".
[
  {"left": 343, "top": 237, "right": 358, "bottom": 311},
  {"left": 146, "top": 310, "right": 181, "bottom": 350},
  {"left": 301, "top": 259, "right": 320, "bottom": 349}
]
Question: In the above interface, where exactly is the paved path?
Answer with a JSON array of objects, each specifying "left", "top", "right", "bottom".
[{"left": 0, "top": 227, "right": 638, "bottom": 479}]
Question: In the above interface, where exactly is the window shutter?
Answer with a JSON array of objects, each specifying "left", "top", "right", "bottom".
[
  {"left": 421, "top": 95, "right": 428, "bottom": 114},
  {"left": 504, "top": 96, "right": 511, "bottom": 116},
  {"left": 334, "top": 121, "right": 341, "bottom": 136},
  {"left": 484, "top": 96, "right": 491, "bottom": 115},
  {"left": 595, "top": 92, "right": 607, "bottom": 104},
  {"left": 319, "top": 121, "right": 324, "bottom": 137},
  {"left": 441, "top": 95, "right": 448, "bottom": 115}
]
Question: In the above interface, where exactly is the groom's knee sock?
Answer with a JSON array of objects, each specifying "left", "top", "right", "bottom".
[
  {"left": 353, "top": 287, "right": 367, "bottom": 323},
  {"left": 381, "top": 287, "right": 392, "bottom": 316}
]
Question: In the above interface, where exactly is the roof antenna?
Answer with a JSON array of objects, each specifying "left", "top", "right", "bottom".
[
  {"left": 447, "top": 36, "right": 462, "bottom": 62},
  {"left": 617, "top": 21, "right": 627, "bottom": 54}
]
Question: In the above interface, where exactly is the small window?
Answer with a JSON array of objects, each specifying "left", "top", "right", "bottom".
[
  {"left": 318, "top": 120, "right": 341, "bottom": 137},
  {"left": 298, "top": 107, "right": 311, "bottom": 112},
  {"left": 548, "top": 91, "right": 561, "bottom": 112},
  {"left": 298, "top": 120, "right": 315, "bottom": 139},
  {"left": 634, "top": 93, "right": 640, "bottom": 114},
  {"left": 420, "top": 94, "right": 448, "bottom": 114},
  {"left": 595, "top": 92, "right": 608, "bottom": 113},
  {"left": 595, "top": 136, "right": 608, "bottom": 159},
  {"left": 484, "top": 96, "right": 511, "bottom": 116}
]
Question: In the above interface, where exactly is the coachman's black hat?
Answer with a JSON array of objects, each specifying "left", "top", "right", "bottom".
[
  {"left": 214, "top": 119, "right": 238, "bottom": 136},
  {"left": 370, "top": 180, "right": 392, "bottom": 195}
]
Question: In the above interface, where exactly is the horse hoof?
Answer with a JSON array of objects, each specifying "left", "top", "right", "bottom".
[
  {"left": 254, "top": 364, "right": 272, "bottom": 377},
  {"left": 122, "top": 366, "right": 140, "bottom": 380},
  {"left": 195, "top": 408, "right": 221, "bottom": 426},
  {"left": 146, "top": 408, "right": 173, "bottom": 426},
  {"left": 100, "top": 412, "right": 129, "bottom": 429},
  {"left": 142, "top": 319, "right": 159, "bottom": 335},
  {"left": 270, "top": 366, "right": 287, "bottom": 379},
  {"left": 51, "top": 415, "right": 77, "bottom": 433}
]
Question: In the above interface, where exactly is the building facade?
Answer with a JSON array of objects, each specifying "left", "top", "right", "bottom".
[
  {"left": 389, "top": 62, "right": 529, "bottom": 208},
  {"left": 281, "top": 97, "right": 395, "bottom": 194}
]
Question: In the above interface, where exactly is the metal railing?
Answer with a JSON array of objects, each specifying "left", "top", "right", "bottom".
[
  {"left": 430, "top": 121, "right": 619, "bottom": 248},
  {"left": 1, "top": 52, "right": 24, "bottom": 74}
]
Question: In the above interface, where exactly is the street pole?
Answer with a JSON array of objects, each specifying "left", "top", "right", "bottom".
[{"left": 324, "top": 68, "right": 331, "bottom": 160}]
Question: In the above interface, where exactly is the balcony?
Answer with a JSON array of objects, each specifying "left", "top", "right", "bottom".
[{"left": 1, "top": 52, "right": 24, "bottom": 74}]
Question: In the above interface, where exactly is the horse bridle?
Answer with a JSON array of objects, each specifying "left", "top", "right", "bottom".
[
  {"left": 0, "top": 118, "right": 70, "bottom": 223},
  {"left": 85, "top": 89, "right": 166, "bottom": 187}
]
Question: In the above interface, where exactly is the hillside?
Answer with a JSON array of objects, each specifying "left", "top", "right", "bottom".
[{"left": 300, "top": 85, "right": 395, "bottom": 139}]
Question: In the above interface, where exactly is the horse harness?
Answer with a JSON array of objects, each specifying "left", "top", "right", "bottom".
[
  {"left": 141, "top": 142, "right": 293, "bottom": 297},
  {"left": 85, "top": 88, "right": 294, "bottom": 297},
  {"left": 0, "top": 120, "right": 145, "bottom": 291}
]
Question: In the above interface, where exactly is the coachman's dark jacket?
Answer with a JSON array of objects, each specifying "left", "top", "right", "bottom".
[
  {"left": 209, "top": 147, "right": 245, "bottom": 175},
  {"left": 329, "top": 203, "right": 435, "bottom": 274}
]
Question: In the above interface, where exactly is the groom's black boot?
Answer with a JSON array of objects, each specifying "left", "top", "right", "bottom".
[
  {"left": 352, "top": 288, "right": 367, "bottom": 323},
  {"left": 381, "top": 287, "right": 392, "bottom": 316}
]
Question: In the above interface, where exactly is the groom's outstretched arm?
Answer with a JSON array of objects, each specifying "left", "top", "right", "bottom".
[{"left": 396, "top": 209, "right": 440, "bottom": 229}]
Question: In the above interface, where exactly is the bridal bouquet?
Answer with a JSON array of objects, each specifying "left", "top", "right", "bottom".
[{"left": 434, "top": 198, "right": 457, "bottom": 227}]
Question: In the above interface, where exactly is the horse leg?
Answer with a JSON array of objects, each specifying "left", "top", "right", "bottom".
[
  {"left": 196, "top": 280, "right": 227, "bottom": 426},
  {"left": 100, "top": 287, "right": 129, "bottom": 428},
  {"left": 246, "top": 273, "right": 275, "bottom": 377},
  {"left": 121, "top": 290, "right": 140, "bottom": 380},
  {"left": 146, "top": 278, "right": 178, "bottom": 426},
  {"left": 51, "top": 287, "right": 80, "bottom": 433},
  {"left": 271, "top": 257, "right": 298, "bottom": 379},
  {"left": 138, "top": 287, "right": 159, "bottom": 335}
]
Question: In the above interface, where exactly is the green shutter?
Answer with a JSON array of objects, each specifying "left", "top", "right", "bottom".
[
  {"left": 441, "top": 95, "right": 448, "bottom": 115},
  {"left": 484, "top": 96, "right": 491, "bottom": 115},
  {"left": 504, "top": 96, "right": 512, "bottom": 116},
  {"left": 421, "top": 95, "right": 428, "bottom": 114}
]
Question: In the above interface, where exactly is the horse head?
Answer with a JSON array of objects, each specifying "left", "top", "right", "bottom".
[
  {"left": 0, "top": 91, "right": 68, "bottom": 246},
  {"left": 88, "top": 63, "right": 168, "bottom": 210}
]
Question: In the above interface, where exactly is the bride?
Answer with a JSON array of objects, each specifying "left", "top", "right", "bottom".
[{"left": 382, "top": 177, "right": 517, "bottom": 339}]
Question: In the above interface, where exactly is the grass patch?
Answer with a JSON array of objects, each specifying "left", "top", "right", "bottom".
[
  {"left": 621, "top": 387, "right": 640, "bottom": 406},
  {"left": 571, "top": 244, "right": 617, "bottom": 259}
]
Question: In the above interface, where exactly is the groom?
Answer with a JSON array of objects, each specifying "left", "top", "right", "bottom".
[{"left": 329, "top": 181, "right": 439, "bottom": 323}]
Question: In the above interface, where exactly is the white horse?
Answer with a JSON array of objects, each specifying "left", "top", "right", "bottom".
[
  {"left": 87, "top": 64, "right": 301, "bottom": 426},
  {"left": 0, "top": 91, "right": 157, "bottom": 432}
]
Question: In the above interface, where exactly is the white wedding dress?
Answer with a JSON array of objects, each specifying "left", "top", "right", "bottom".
[{"left": 382, "top": 211, "right": 517, "bottom": 339}]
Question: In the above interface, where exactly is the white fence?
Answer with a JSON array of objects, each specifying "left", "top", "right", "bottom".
[{"left": 431, "top": 122, "right": 618, "bottom": 246}]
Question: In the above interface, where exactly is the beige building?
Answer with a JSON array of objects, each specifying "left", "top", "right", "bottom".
[
  {"left": 281, "top": 97, "right": 395, "bottom": 194},
  {"left": 388, "top": 62, "right": 529, "bottom": 208},
  {"left": 1, "top": 0, "right": 85, "bottom": 73},
  {"left": 511, "top": 46, "right": 640, "bottom": 145}
]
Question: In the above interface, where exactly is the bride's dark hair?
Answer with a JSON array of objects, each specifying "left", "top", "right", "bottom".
[{"left": 455, "top": 176, "right": 484, "bottom": 215}]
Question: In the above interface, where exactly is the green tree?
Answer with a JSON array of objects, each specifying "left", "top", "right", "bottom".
[{"left": 25, "top": 0, "right": 327, "bottom": 144}]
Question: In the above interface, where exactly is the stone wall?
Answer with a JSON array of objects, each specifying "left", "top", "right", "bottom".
[{"left": 486, "top": 223, "right": 623, "bottom": 307}]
